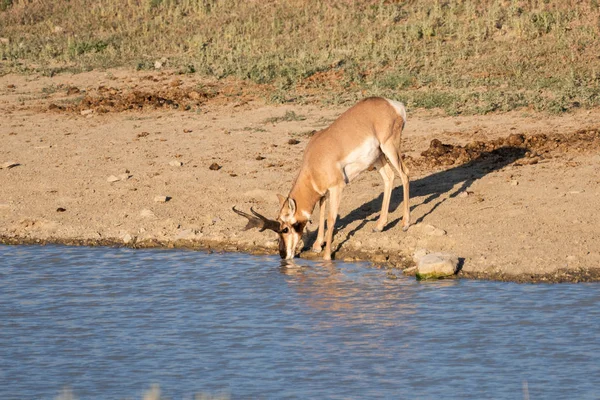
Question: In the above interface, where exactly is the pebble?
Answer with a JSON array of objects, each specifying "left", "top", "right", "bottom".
[
  {"left": 423, "top": 224, "right": 446, "bottom": 236},
  {"left": 80, "top": 109, "right": 94, "bottom": 116},
  {"left": 140, "top": 209, "right": 155, "bottom": 218},
  {"left": 169, "top": 160, "right": 183, "bottom": 167},
  {"left": 122, "top": 233, "right": 134, "bottom": 244},
  {"left": 510, "top": 179, "right": 519, "bottom": 186},
  {"left": 107, "top": 174, "right": 131, "bottom": 182},
  {"left": 154, "top": 195, "right": 170, "bottom": 203},
  {"left": 416, "top": 252, "right": 459, "bottom": 280},
  {"left": 209, "top": 163, "right": 222, "bottom": 170}
]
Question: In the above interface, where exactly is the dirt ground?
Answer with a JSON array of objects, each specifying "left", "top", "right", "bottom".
[{"left": 1, "top": 69, "right": 600, "bottom": 282}]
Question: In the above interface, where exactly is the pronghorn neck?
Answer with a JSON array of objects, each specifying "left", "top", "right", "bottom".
[{"left": 288, "top": 173, "right": 321, "bottom": 222}]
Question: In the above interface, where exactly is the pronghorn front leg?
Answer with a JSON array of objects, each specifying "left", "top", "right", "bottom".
[
  {"left": 323, "top": 185, "right": 343, "bottom": 260},
  {"left": 311, "top": 196, "right": 327, "bottom": 253}
]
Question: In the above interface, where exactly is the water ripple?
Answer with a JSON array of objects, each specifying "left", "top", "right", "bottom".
[{"left": 0, "top": 245, "right": 599, "bottom": 399}]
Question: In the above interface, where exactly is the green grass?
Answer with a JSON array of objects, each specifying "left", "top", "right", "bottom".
[
  {"left": 263, "top": 111, "right": 306, "bottom": 124},
  {"left": 1, "top": 0, "right": 600, "bottom": 114}
]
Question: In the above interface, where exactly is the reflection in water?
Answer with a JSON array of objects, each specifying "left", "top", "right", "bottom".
[{"left": 1, "top": 245, "right": 599, "bottom": 399}]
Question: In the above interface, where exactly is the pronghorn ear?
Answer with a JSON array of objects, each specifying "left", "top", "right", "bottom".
[
  {"left": 288, "top": 198, "right": 297, "bottom": 215},
  {"left": 277, "top": 193, "right": 286, "bottom": 207}
]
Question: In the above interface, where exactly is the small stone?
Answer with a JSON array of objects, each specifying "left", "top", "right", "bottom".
[
  {"left": 80, "top": 109, "right": 94, "bottom": 116},
  {"left": 458, "top": 191, "right": 473, "bottom": 198},
  {"left": 175, "top": 229, "right": 195, "bottom": 240},
  {"left": 118, "top": 173, "right": 131, "bottom": 181},
  {"left": 107, "top": 175, "right": 120, "bottom": 182},
  {"left": 56, "top": 207, "right": 66, "bottom": 212},
  {"left": 510, "top": 179, "right": 519, "bottom": 186},
  {"left": 140, "top": 209, "right": 155, "bottom": 218},
  {"left": 188, "top": 91, "right": 201, "bottom": 100},
  {"left": 288, "top": 139, "right": 300, "bottom": 145},
  {"left": 7, "top": 83, "right": 15, "bottom": 89},
  {"left": 416, "top": 252, "right": 459, "bottom": 280},
  {"left": 1, "top": 161, "right": 20, "bottom": 169},
  {"left": 209, "top": 163, "right": 221, "bottom": 171},
  {"left": 423, "top": 224, "right": 446, "bottom": 236},
  {"left": 154, "top": 60, "right": 163, "bottom": 69},
  {"left": 169, "top": 160, "right": 183, "bottom": 167},
  {"left": 255, "top": 155, "right": 266, "bottom": 160},
  {"left": 154, "top": 195, "right": 170, "bottom": 203},
  {"left": 122, "top": 233, "right": 134, "bottom": 244},
  {"left": 183, "top": 128, "right": 193, "bottom": 133}
]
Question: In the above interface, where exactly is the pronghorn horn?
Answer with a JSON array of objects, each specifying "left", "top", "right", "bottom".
[{"left": 232, "top": 206, "right": 280, "bottom": 232}]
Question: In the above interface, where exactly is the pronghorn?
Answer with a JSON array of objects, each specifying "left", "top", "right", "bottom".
[{"left": 233, "top": 97, "right": 410, "bottom": 260}]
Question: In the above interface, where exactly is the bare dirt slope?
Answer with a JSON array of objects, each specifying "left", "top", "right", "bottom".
[{"left": 1, "top": 70, "right": 600, "bottom": 282}]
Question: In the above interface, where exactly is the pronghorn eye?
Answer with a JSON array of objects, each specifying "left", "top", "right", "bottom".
[
  {"left": 281, "top": 227, "right": 289, "bottom": 234},
  {"left": 292, "top": 222, "right": 304, "bottom": 233}
]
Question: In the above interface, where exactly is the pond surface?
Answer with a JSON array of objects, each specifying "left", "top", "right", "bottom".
[{"left": 0, "top": 245, "right": 599, "bottom": 399}]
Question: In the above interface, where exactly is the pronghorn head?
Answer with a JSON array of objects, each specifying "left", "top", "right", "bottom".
[{"left": 232, "top": 194, "right": 308, "bottom": 260}]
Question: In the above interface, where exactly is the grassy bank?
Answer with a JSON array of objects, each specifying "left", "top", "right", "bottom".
[{"left": 1, "top": 0, "right": 600, "bottom": 114}]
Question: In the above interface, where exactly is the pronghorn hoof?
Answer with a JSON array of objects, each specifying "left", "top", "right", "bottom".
[
  {"left": 372, "top": 227, "right": 383, "bottom": 233},
  {"left": 311, "top": 246, "right": 322, "bottom": 253},
  {"left": 402, "top": 224, "right": 410, "bottom": 232}
]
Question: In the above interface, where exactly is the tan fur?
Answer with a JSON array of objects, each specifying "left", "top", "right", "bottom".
[
  {"left": 284, "top": 97, "right": 410, "bottom": 260},
  {"left": 234, "top": 97, "right": 410, "bottom": 260}
]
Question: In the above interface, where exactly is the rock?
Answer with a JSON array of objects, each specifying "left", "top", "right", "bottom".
[
  {"left": 1, "top": 161, "right": 20, "bottom": 169},
  {"left": 140, "top": 209, "right": 155, "bottom": 218},
  {"left": 154, "top": 195, "right": 170, "bottom": 203},
  {"left": 510, "top": 180, "right": 519, "bottom": 186},
  {"left": 416, "top": 252, "right": 459, "bottom": 280},
  {"left": 107, "top": 175, "right": 120, "bottom": 182},
  {"left": 118, "top": 173, "right": 131, "bottom": 181},
  {"left": 209, "top": 162, "right": 222, "bottom": 171},
  {"left": 122, "top": 233, "right": 135, "bottom": 244},
  {"left": 56, "top": 207, "right": 66, "bottom": 212},
  {"left": 423, "top": 224, "right": 446, "bottom": 236},
  {"left": 175, "top": 229, "right": 195, "bottom": 240},
  {"left": 288, "top": 139, "right": 300, "bottom": 145},
  {"left": 169, "top": 160, "right": 183, "bottom": 167},
  {"left": 80, "top": 109, "right": 94, "bottom": 116},
  {"left": 154, "top": 60, "right": 163, "bottom": 69},
  {"left": 412, "top": 248, "right": 429, "bottom": 263}
]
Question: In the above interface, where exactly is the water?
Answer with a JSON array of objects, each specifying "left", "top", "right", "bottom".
[{"left": 0, "top": 245, "right": 599, "bottom": 400}]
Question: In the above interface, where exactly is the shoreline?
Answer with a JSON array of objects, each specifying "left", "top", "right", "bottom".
[
  {"left": 2, "top": 70, "right": 600, "bottom": 285},
  {"left": 3, "top": 235, "right": 600, "bottom": 284}
]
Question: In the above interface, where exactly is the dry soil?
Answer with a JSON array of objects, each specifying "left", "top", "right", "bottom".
[{"left": 2, "top": 69, "right": 600, "bottom": 282}]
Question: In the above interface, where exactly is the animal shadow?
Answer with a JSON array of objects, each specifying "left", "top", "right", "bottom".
[{"left": 303, "top": 146, "right": 527, "bottom": 257}]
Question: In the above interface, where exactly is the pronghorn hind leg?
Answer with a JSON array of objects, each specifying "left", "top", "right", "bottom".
[
  {"left": 311, "top": 196, "right": 327, "bottom": 253},
  {"left": 380, "top": 141, "right": 410, "bottom": 231},
  {"left": 374, "top": 156, "right": 395, "bottom": 232}
]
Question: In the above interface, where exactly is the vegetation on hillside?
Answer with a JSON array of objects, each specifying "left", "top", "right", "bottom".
[{"left": 1, "top": 0, "right": 600, "bottom": 113}]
